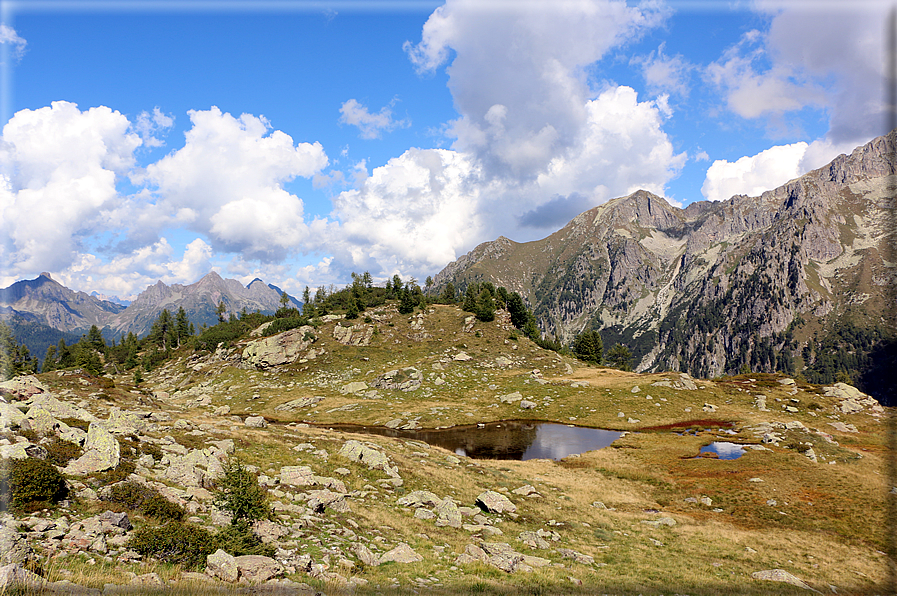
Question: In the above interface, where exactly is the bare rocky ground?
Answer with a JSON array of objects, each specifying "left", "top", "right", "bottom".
[{"left": 0, "top": 304, "right": 891, "bottom": 595}]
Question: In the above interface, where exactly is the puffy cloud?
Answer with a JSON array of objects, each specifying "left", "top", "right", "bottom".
[
  {"left": 133, "top": 107, "right": 174, "bottom": 148},
  {"left": 0, "top": 101, "right": 141, "bottom": 276},
  {"left": 138, "top": 107, "right": 328, "bottom": 261},
  {"left": 0, "top": 24, "right": 26, "bottom": 61},
  {"left": 339, "top": 98, "right": 410, "bottom": 139},
  {"left": 700, "top": 138, "right": 856, "bottom": 203},
  {"left": 708, "top": 3, "right": 887, "bottom": 144},
  {"left": 331, "top": 148, "right": 485, "bottom": 276},
  {"left": 405, "top": 0, "right": 666, "bottom": 179},
  {"left": 705, "top": 30, "right": 826, "bottom": 120},
  {"left": 632, "top": 43, "right": 693, "bottom": 97}
]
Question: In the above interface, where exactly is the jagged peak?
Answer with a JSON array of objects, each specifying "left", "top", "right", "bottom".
[{"left": 39, "top": 272, "right": 52, "bottom": 280}]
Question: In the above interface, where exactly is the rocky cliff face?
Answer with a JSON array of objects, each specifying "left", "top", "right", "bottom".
[{"left": 434, "top": 130, "right": 897, "bottom": 380}]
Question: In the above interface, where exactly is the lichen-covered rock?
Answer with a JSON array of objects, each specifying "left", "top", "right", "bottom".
[
  {"left": 241, "top": 326, "right": 316, "bottom": 368},
  {"left": 0, "top": 402, "right": 29, "bottom": 432},
  {"left": 0, "top": 520, "right": 34, "bottom": 567},
  {"left": 274, "top": 396, "right": 324, "bottom": 411},
  {"left": 244, "top": 416, "right": 267, "bottom": 428},
  {"left": 63, "top": 422, "right": 120, "bottom": 475},
  {"left": 332, "top": 324, "right": 374, "bottom": 347},
  {"left": 476, "top": 490, "right": 517, "bottom": 514},
  {"left": 435, "top": 498, "right": 462, "bottom": 528},
  {"left": 397, "top": 490, "right": 440, "bottom": 508},
  {"left": 207, "top": 549, "right": 239, "bottom": 582},
  {"left": 751, "top": 569, "right": 820, "bottom": 592},
  {"left": 0, "top": 563, "right": 44, "bottom": 592}
]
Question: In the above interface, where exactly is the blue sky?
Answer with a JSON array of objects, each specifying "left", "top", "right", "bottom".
[{"left": 0, "top": 0, "right": 890, "bottom": 299}]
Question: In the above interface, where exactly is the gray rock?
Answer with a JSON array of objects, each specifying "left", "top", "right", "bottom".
[
  {"left": 0, "top": 563, "right": 44, "bottom": 592},
  {"left": 397, "top": 490, "right": 440, "bottom": 508},
  {"left": 379, "top": 543, "right": 423, "bottom": 564},
  {"left": 435, "top": 498, "right": 462, "bottom": 528},
  {"left": 0, "top": 402, "right": 29, "bottom": 432},
  {"left": 244, "top": 416, "right": 267, "bottom": 428},
  {"left": 207, "top": 550, "right": 239, "bottom": 582},
  {"left": 518, "top": 531, "right": 550, "bottom": 549},
  {"left": 340, "top": 382, "right": 369, "bottom": 395},
  {"left": 519, "top": 400, "right": 537, "bottom": 410},
  {"left": 476, "top": 490, "right": 517, "bottom": 514},
  {"left": 353, "top": 544, "right": 380, "bottom": 567},
  {"left": 241, "top": 326, "right": 316, "bottom": 368},
  {"left": 307, "top": 489, "right": 350, "bottom": 513},
  {"left": 370, "top": 368, "right": 422, "bottom": 392},
  {"left": 63, "top": 423, "right": 120, "bottom": 475},
  {"left": 338, "top": 440, "right": 400, "bottom": 478},
  {"left": 641, "top": 517, "right": 676, "bottom": 527},
  {"left": 498, "top": 391, "right": 523, "bottom": 404},
  {"left": 332, "top": 324, "right": 374, "bottom": 347},
  {"left": 234, "top": 555, "right": 284, "bottom": 582},
  {"left": 0, "top": 521, "right": 34, "bottom": 567},
  {"left": 751, "top": 569, "right": 821, "bottom": 592},
  {"left": 274, "top": 396, "right": 325, "bottom": 411}
]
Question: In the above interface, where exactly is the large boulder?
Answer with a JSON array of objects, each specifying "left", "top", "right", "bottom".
[
  {"left": 476, "top": 491, "right": 517, "bottom": 514},
  {"left": 206, "top": 549, "right": 238, "bottom": 582},
  {"left": 379, "top": 543, "right": 422, "bottom": 564},
  {"left": 241, "top": 326, "right": 316, "bottom": 368},
  {"left": 63, "top": 423, "right": 120, "bottom": 475},
  {"left": 0, "top": 563, "right": 44, "bottom": 592},
  {"left": 0, "top": 375, "right": 47, "bottom": 399},
  {"left": 338, "top": 440, "right": 400, "bottom": 478},
  {"left": 435, "top": 498, "right": 462, "bottom": 528},
  {"left": 234, "top": 555, "right": 284, "bottom": 582},
  {"left": 0, "top": 520, "right": 34, "bottom": 567},
  {"left": 332, "top": 324, "right": 374, "bottom": 347},
  {"left": 0, "top": 402, "right": 29, "bottom": 432}
]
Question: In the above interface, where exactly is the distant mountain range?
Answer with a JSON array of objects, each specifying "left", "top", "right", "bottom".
[
  {"left": 0, "top": 271, "right": 300, "bottom": 359},
  {"left": 434, "top": 129, "right": 896, "bottom": 397}
]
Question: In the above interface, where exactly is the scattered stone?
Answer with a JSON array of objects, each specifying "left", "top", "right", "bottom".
[
  {"left": 828, "top": 421, "right": 858, "bottom": 433},
  {"left": 752, "top": 569, "right": 821, "bottom": 592},
  {"left": 702, "top": 403, "right": 717, "bottom": 413},
  {"left": 641, "top": 517, "right": 676, "bottom": 527},
  {"left": 0, "top": 563, "right": 45, "bottom": 592},
  {"left": 353, "top": 544, "right": 379, "bottom": 567},
  {"left": 511, "top": 485, "right": 539, "bottom": 497},
  {"left": 370, "top": 368, "right": 423, "bottom": 392},
  {"left": 453, "top": 351, "right": 472, "bottom": 361},
  {"left": 244, "top": 416, "right": 267, "bottom": 428},
  {"left": 379, "top": 543, "right": 423, "bottom": 564},
  {"left": 340, "top": 382, "right": 369, "bottom": 395},
  {"left": 435, "top": 498, "right": 463, "bottom": 528},
  {"left": 63, "top": 423, "right": 120, "bottom": 475},
  {"left": 700, "top": 496, "right": 712, "bottom": 506},
  {"left": 274, "top": 396, "right": 324, "bottom": 411},
  {"left": 332, "top": 324, "right": 374, "bottom": 347},
  {"left": 519, "top": 400, "right": 537, "bottom": 410},
  {"left": 498, "top": 392, "right": 523, "bottom": 404},
  {"left": 476, "top": 490, "right": 517, "bottom": 514},
  {"left": 397, "top": 491, "right": 441, "bottom": 508}
]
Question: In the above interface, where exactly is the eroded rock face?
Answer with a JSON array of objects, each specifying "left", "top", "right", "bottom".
[
  {"left": 241, "top": 326, "right": 316, "bottom": 368},
  {"left": 332, "top": 324, "right": 374, "bottom": 346},
  {"left": 0, "top": 402, "right": 29, "bottom": 432},
  {"left": 0, "top": 520, "right": 35, "bottom": 567},
  {"left": 233, "top": 555, "right": 284, "bottom": 583}
]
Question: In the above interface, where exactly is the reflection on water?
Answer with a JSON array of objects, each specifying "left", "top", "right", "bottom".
[
  {"left": 320, "top": 420, "right": 622, "bottom": 461},
  {"left": 698, "top": 441, "right": 745, "bottom": 460}
]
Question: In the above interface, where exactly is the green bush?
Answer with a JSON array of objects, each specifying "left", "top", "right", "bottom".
[
  {"left": 107, "top": 480, "right": 185, "bottom": 521},
  {"left": 7, "top": 457, "right": 68, "bottom": 510},
  {"left": 45, "top": 438, "right": 82, "bottom": 466},
  {"left": 127, "top": 521, "right": 215, "bottom": 569},
  {"left": 214, "top": 459, "right": 270, "bottom": 524},
  {"left": 141, "top": 494, "right": 185, "bottom": 521}
]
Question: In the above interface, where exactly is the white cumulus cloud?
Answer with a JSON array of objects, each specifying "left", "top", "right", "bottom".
[
  {"left": 0, "top": 101, "right": 141, "bottom": 276},
  {"left": 138, "top": 106, "right": 328, "bottom": 261},
  {"left": 700, "top": 137, "right": 858, "bottom": 203},
  {"left": 339, "top": 98, "right": 410, "bottom": 139}
]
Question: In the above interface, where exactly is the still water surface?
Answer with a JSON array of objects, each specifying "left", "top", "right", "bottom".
[
  {"left": 698, "top": 441, "right": 746, "bottom": 460},
  {"left": 321, "top": 420, "right": 622, "bottom": 461}
]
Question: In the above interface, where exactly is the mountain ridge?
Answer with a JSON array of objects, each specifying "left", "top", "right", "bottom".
[{"left": 433, "top": 129, "right": 896, "bottom": 391}]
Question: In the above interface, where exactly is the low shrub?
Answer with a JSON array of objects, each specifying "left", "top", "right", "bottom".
[
  {"left": 44, "top": 438, "right": 82, "bottom": 466},
  {"left": 107, "top": 480, "right": 185, "bottom": 521},
  {"left": 140, "top": 494, "right": 185, "bottom": 521},
  {"left": 6, "top": 457, "right": 68, "bottom": 511},
  {"left": 213, "top": 520, "right": 274, "bottom": 557},
  {"left": 127, "top": 521, "right": 215, "bottom": 569}
]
